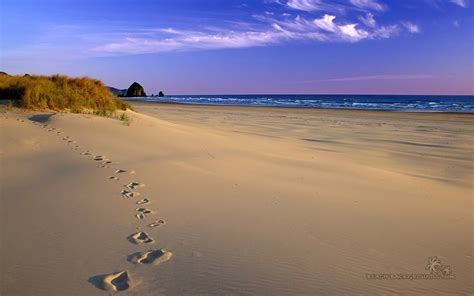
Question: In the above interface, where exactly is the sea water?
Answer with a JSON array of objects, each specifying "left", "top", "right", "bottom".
[{"left": 126, "top": 94, "right": 473, "bottom": 113}]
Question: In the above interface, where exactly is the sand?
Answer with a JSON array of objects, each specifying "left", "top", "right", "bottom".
[{"left": 0, "top": 103, "right": 472, "bottom": 295}]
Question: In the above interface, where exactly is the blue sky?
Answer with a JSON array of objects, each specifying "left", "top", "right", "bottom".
[{"left": 1, "top": 0, "right": 473, "bottom": 94}]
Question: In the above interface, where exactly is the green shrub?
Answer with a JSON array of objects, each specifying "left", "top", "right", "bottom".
[{"left": 0, "top": 74, "right": 131, "bottom": 112}]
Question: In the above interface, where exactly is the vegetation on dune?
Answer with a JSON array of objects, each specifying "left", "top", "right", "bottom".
[{"left": 0, "top": 74, "right": 130, "bottom": 112}]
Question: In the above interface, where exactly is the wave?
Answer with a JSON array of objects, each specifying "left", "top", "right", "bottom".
[{"left": 125, "top": 95, "right": 474, "bottom": 113}]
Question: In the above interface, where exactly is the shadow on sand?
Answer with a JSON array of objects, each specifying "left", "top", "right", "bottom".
[
  {"left": 28, "top": 113, "right": 55, "bottom": 123},
  {"left": 88, "top": 271, "right": 130, "bottom": 291}
]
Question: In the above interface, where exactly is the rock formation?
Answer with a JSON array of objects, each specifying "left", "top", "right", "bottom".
[{"left": 125, "top": 82, "right": 147, "bottom": 97}]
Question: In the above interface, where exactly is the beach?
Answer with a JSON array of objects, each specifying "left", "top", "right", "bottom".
[{"left": 1, "top": 103, "right": 473, "bottom": 295}]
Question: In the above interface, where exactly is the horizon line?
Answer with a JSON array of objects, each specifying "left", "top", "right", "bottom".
[{"left": 144, "top": 93, "right": 474, "bottom": 97}]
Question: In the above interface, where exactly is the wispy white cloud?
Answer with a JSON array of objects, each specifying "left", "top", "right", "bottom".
[
  {"left": 286, "top": 0, "right": 320, "bottom": 11},
  {"left": 349, "top": 0, "right": 387, "bottom": 11},
  {"left": 425, "top": 0, "right": 469, "bottom": 8},
  {"left": 402, "top": 21, "right": 420, "bottom": 33},
  {"left": 283, "top": 0, "right": 388, "bottom": 12},
  {"left": 313, "top": 14, "right": 338, "bottom": 32},
  {"left": 95, "top": 13, "right": 406, "bottom": 55},
  {"left": 339, "top": 24, "right": 369, "bottom": 41},
  {"left": 285, "top": 0, "right": 345, "bottom": 12},
  {"left": 304, "top": 74, "right": 437, "bottom": 82},
  {"left": 313, "top": 14, "right": 369, "bottom": 41},
  {"left": 373, "top": 24, "right": 400, "bottom": 38},
  {"left": 450, "top": 0, "right": 468, "bottom": 7},
  {"left": 359, "top": 13, "right": 377, "bottom": 27},
  {"left": 95, "top": 29, "right": 295, "bottom": 54}
]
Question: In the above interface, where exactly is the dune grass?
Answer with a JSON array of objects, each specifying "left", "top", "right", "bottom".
[{"left": 0, "top": 74, "right": 130, "bottom": 112}]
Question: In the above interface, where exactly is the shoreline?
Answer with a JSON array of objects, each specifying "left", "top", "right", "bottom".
[{"left": 124, "top": 99, "right": 474, "bottom": 115}]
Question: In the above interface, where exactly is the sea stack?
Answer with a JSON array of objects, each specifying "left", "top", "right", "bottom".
[
  {"left": 158, "top": 91, "right": 165, "bottom": 97},
  {"left": 126, "top": 82, "right": 147, "bottom": 97}
]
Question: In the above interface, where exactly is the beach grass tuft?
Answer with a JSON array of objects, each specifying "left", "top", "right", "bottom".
[{"left": 0, "top": 74, "right": 130, "bottom": 112}]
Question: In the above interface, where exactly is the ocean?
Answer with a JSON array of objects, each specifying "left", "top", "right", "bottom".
[{"left": 126, "top": 94, "right": 474, "bottom": 113}]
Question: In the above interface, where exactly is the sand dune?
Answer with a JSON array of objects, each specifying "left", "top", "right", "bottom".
[{"left": 0, "top": 104, "right": 473, "bottom": 295}]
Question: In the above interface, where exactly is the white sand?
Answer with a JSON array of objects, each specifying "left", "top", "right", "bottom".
[{"left": 1, "top": 104, "right": 472, "bottom": 295}]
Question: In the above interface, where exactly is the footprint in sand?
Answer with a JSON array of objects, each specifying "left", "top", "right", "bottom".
[
  {"left": 99, "top": 160, "right": 112, "bottom": 168},
  {"left": 128, "top": 250, "right": 172, "bottom": 265},
  {"left": 136, "top": 208, "right": 153, "bottom": 214},
  {"left": 135, "top": 208, "right": 153, "bottom": 220},
  {"left": 115, "top": 169, "right": 127, "bottom": 174},
  {"left": 121, "top": 190, "right": 140, "bottom": 199},
  {"left": 149, "top": 220, "right": 165, "bottom": 228},
  {"left": 128, "top": 232, "right": 154, "bottom": 244},
  {"left": 125, "top": 182, "right": 145, "bottom": 190},
  {"left": 136, "top": 213, "right": 145, "bottom": 220},
  {"left": 80, "top": 152, "right": 91, "bottom": 156},
  {"left": 136, "top": 198, "right": 150, "bottom": 205},
  {"left": 88, "top": 271, "right": 130, "bottom": 292},
  {"left": 93, "top": 155, "right": 105, "bottom": 161},
  {"left": 109, "top": 176, "right": 120, "bottom": 181}
]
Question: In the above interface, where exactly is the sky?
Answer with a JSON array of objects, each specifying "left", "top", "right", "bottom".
[{"left": 1, "top": 0, "right": 473, "bottom": 95}]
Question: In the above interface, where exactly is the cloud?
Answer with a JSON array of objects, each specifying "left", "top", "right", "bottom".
[
  {"left": 339, "top": 24, "right": 369, "bottom": 41},
  {"left": 95, "top": 20, "right": 324, "bottom": 55},
  {"left": 450, "top": 0, "right": 467, "bottom": 7},
  {"left": 284, "top": 0, "right": 346, "bottom": 12},
  {"left": 95, "top": 30, "right": 291, "bottom": 54},
  {"left": 287, "top": 0, "right": 321, "bottom": 11},
  {"left": 94, "top": 13, "right": 404, "bottom": 55},
  {"left": 359, "top": 13, "right": 377, "bottom": 27},
  {"left": 308, "top": 74, "right": 436, "bottom": 82},
  {"left": 402, "top": 22, "right": 420, "bottom": 33},
  {"left": 425, "top": 0, "right": 469, "bottom": 8},
  {"left": 283, "top": 0, "right": 388, "bottom": 12},
  {"left": 313, "top": 14, "right": 338, "bottom": 32},
  {"left": 349, "top": 0, "right": 387, "bottom": 11},
  {"left": 373, "top": 24, "right": 400, "bottom": 38},
  {"left": 313, "top": 14, "right": 369, "bottom": 41}
]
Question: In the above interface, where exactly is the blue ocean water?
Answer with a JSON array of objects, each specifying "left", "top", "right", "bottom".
[{"left": 126, "top": 94, "right": 474, "bottom": 113}]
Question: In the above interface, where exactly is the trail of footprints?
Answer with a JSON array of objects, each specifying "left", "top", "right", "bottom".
[{"left": 23, "top": 117, "right": 171, "bottom": 292}]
